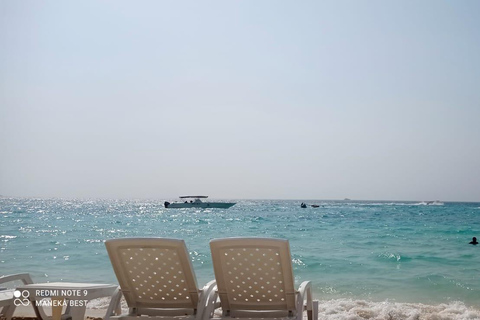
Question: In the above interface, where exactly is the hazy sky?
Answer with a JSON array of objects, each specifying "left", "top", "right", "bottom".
[{"left": 1, "top": 1, "right": 479, "bottom": 201}]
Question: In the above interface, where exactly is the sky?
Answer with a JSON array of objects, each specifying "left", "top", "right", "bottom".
[{"left": 1, "top": 1, "right": 480, "bottom": 201}]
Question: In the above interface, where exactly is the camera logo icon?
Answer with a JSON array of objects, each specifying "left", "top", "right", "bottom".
[{"left": 13, "top": 290, "right": 30, "bottom": 306}]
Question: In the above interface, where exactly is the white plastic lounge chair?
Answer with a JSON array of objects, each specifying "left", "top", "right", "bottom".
[
  {"left": 104, "top": 238, "right": 216, "bottom": 320},
  {"left": 206, "top": 238, "right": 318, "bottom": 320},
  {"left": 0, "top": 273, "right": 70, "bottom": 320},
  {"left": 0, "top": 273, "right": 34, "bottom": 320}
]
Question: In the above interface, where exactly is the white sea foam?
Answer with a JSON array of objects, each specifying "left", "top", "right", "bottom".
[
  {"left": 318, "top": 299, "right": 480, "bottom": 320},
  {"left": 414, "top": 201, "right": 445, "bottom": 206},
  {"left": 87, "top": 298, "right": 480, "bottom": 319},
  {"left": 352, "top": 202, "right": 446, "bottom": 207},
  {"left": 0, "top": 235, "right": 17, "bottom": 239}
]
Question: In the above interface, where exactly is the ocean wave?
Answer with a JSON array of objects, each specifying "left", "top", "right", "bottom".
[
  {"left": 0, "top": 235, "right": 17, "bottom": 239},
  {"left": 377, "top": 252, "right": 405, "bottom": 262},
  {"left": 414, "top": 201, "right": 445, "bottom": 206},
  {"left": 349, "top": 202, "right": 414, "bottom": 206},
  {"left": 348, "top": 201, "right": 446, "bottom": 207},
  {"left": 318, "top": 299, "right": 480, "bottom": 319},
  {"left": 87, "top": 297, "right": 480, "bottom": 319}
]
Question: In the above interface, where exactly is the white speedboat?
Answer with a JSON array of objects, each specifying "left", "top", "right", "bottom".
[{"left": 164, "top": 196, "right": 236, "bottom": 209}]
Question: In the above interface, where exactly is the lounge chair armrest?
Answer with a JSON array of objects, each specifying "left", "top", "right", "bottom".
[
  {"left": 201, "top": 282, "right": 219, "bottom": 320},
  {"left": 197, "top": 280, "right": 217, "bottom": 320},
  {"left": 104, "top": 286, "right": 123, "bottom": 320},
  {"left": 296, "top": 281, "right": 315, "bottom": 320},
  {"left": 197, "top": 280, "right": 217, "bottom": 319},
  {"left": 297, "top": 281, "right": 312, "bottom": 308},
  {"left": 200, "top": 280, "right": 217, "bottom": 301},
  {"left": 0, "top": 274, "right": 33, "bottom": 285}
]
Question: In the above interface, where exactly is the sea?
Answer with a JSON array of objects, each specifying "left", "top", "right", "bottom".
[{"left": 1, "top": 198, "right": 480, "bottom": 319}]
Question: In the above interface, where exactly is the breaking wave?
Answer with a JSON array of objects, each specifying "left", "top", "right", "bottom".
[
  {"left": 87, "top": 297, "right": 480, "bottom": 319},
  {"left": 318, "top": 299, "right": 480, "bottom": 320}
]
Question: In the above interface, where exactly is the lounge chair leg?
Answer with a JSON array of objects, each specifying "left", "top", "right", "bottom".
[
  {"left": 3, "top": 305, "right": 15, "bottom": 320},
  {"left": 312, "top": 300, "right": 318, "bottom": 320}
]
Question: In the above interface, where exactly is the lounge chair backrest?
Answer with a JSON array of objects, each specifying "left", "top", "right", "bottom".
[
  {"left": 210, "top": 238, "right": 296, "bottom": 313},
  {"left": 105, "top": 238, "right": 199, "bottom": 310}
]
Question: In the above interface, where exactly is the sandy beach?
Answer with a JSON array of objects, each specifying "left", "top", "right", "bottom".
[
  {"left": 10, "top": 297, "right": 480, "bottom": 320},
  {"left": 12, "top": 305, "right": 105, "bottom": 320}
]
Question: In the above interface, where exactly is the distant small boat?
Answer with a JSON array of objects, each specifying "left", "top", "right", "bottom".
[{"left": 164, "top": 196, "right": 236, "bottom": 209}]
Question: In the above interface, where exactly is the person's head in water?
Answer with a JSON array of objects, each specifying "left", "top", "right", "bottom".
[{"left": 470, "top": 237, "right": 478, "bottom": 245}]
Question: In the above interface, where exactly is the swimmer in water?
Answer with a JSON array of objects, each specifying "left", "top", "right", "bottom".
[{"left": 469, "top": 237, "right": 478, "bottom": 245}]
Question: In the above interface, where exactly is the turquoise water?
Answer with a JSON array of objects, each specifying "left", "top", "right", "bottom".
[{"left": 1, "top": 198, "right": 480, "bottom": 317}]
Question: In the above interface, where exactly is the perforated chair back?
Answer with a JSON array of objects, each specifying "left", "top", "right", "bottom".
[
  {"left": 210, "top": 238, "right": 296, "bottom": 315},
  {"left": 105, "top": 238, "right": 199, "bottom": 311}
]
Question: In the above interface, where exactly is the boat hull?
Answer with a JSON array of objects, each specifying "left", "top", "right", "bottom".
[{"left": 166, "top": 202, "right": 236, "bottom": 209}]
